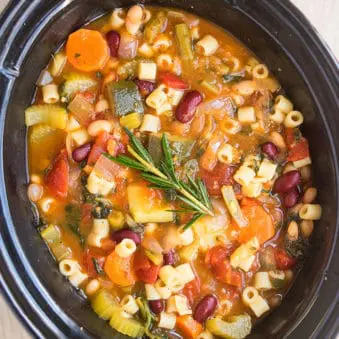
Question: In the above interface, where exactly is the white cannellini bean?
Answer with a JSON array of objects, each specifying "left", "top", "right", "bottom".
[
  {"left": 87, "top": 120, "right": 112, "bottom": 137},
  {"left": 27, "top": 183, "right": 44, "bottom": 202}
]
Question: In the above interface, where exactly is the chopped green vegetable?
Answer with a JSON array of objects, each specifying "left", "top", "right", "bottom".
[
  {"left": 30, "top": 124, "right": 56, "bottom": 144},
  {"left": 92, "top": 199, "right": 112, "bottom": 219},
  {"left": 91, "top": 290, "right": 117, "bottom": 320},
  {"left": 107, "top": 80, "right": 144, "bottom": 117},
  {"left": 206, "top": 313, "right": 252, "bottom": 339},
  {"left": 145, "top": 250, "right": 164, "bottom": 266},
  {"left": 65, "top": 204, "right": 83, "bottom": 244},
  {"left": 201, "top": 79, "right": 220, "bottom": 95},
  {"left": 284, "top": 235, "right": 309, "bottom": 260},
  {"left": 223, "top": 73, "right": 245, "bottom": 84},
  {"left": 109, "top": 303, "right": 145, "bottom": 337},
  {"left": 61, "top": 72, "right": 97, "bottom": 102},
  {"left": 51, "top": 242, "right": 72, "bottom": 261},
  {"left": 120, "top": 112, "right": 142, "bottom": 129},
  {"left": 108, "top": 210, "right": 125, "bottom": 230},
  {"left": 148, "top": 133, "right": 195, "bottom": 166},
  {"left": 269, "top": 270, "right": 286, "bottom": 289},
  {"left": 144, "top": 12, "right": 167, "bottom": 44},
  {"left": 175, "top": 23, "right": 194, "bottom": 63},
  {"left": 259, "top": 246, "right": 276, "bottom": 270},
  {"left": 40, "top": 224, "right": 61, "bottom": 243},
  {"left": 221, "top": 186, "right": 248, "bottom": 228},
  {"left": 25, "top": 105, "right": 68, "bottom": 129}
]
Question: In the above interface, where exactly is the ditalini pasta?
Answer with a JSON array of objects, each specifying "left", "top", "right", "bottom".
[{"left": 25, "top": 4, "right": 321, "bottom": 338}]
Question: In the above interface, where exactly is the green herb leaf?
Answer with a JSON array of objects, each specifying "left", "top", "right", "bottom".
[
  {"left": 183, "top": 213, "right": 203, "bottom": 230},
  {"left": 223, "top": 72, "right": 245, "bottom": 83},
  {"left": 65, "top": 204, "right": 84, "bottom": 245},
  {"left": 92, "top": 258, "right": 105, "bottom": 274}
]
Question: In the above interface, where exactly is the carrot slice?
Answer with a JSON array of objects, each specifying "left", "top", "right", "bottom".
[
  {"left": 176, "top": 315, "right": 203, "bottom": 339},
  {"left": 104, "top": 250, "right": 136, "bottom": 287},
  {"left": 66, "top": 29, "right": 109, "bottom": 72},
  {"left": 237, "top": 205, "right": 275, "bottom": 244}
]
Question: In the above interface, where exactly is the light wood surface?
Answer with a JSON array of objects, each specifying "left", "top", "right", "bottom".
[{"left": 0, "top": 1, "right": 338, "bottom": 339}]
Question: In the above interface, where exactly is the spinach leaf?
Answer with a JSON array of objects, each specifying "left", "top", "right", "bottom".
[
  {"left": 92, "top": 258, "right": 105, "bottom": 275},
  {"left": 65, "top": 204, "right": 84, "bottom": 245},
  {"left": 223, "top": 72, "right": 245, "bottom": 83}
]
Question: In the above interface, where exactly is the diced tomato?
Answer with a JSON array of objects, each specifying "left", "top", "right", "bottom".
[
  {"left": 183, "top": 277, "right": 201, "bottom": 305},
  {"left": 200, "top": 163, "right": 236, "bottom": 196},
  {"left": 285, "top": 128, "right": 297, "bottom": 149},
  {"left": 83, "top": 249, "right": 106, "bottom": 278},
  {"left": 158, "top": 72, "right": 188, "bottom": 89},
  {"left": 87, "top": 131, "right": 110, "bottom": 165},
  {"left": 45, "top": 149, "right": 69, "bottom": 198},
  {"left": 134, "top": 250, "right": 160, "bottom": 284},
  {"left": 287, "top": 138, "right": 310, "bottom": 162},
  {"left": 81, "top": 203, "right": 93, "bottom": 224},
  {"left": 107, "top": 138, "right": 126, "bottom": 156},
  {"left": 275, "top": 249, "right": 296, "bottom": 269},
  {"left": 205, "top": 246, "right": 243, "bottom": 287}
]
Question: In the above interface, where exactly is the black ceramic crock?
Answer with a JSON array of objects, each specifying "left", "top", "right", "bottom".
[{"left": 0, "top": 0, "right": 338, "bottom": 338}]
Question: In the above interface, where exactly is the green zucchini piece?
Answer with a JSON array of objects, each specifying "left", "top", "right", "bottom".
[
  {"left": 51, "top": 242, "right": 72, "bottom": 261},
  {"left": 259, "top": 246, "right": 277, "bottom": 270},
  {"left": 144, "top": 11, "right": 167, "bottom": 44},
  {"left": 107, "top": 80, "right": 144, "bottom": 117},
  {"left": 41, "top": 225, "right": 61, "bottom": 243},
  {"left": 25, "top": 105, "right": 68, "bottom": 129},
  {"left": 175, "top": 23, "right": 194, "bottom": 63},
  {"left": 269, "top": 270, "right": 286, "bottom": 289},
  {"left": 109, "top": 304, "right": 145, "bottom": 337},
  {"left": 206, "top": 313, "right": 252, "bottom": 339},
  {"left": 148, "top": 133, "right": 195, "bottom": 166},
  {"left": 91, "top": 290, "right": 117, "bottom": 320},
  {"left": 61, "top": 72, "right": 97, "bottom": 102}
]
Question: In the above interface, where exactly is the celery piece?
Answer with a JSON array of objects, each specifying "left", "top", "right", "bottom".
[
  {"left": 221, "top": 185, "right": 248, "bottom": 228},
  {"left": 175, "top": 23, "right": 193, "bottom": 62},
  {"left": 50, "top": 51, "right": 67, "bottom": 77},
  {"left": 51, "top": 242, "right": 71, "bottom": 261},
  {"left": 144, "top": 12, "right": 167, "bottom": 44},
  {"left": 61, "top": 72, "right": 97, "bottom": 102},
  {"left": 109, "top": 304, "right": 145, "bottom": 337},
  {"left": 25, "top": 105, "right": 68, "bottom": 129},
  {"left": 120, "top": 112, "right": 142, "bottom": 129},
  {"left": 206, "top": 314, "right": 252, "bottom": 339},
  {"left": 107, "top": 80, "right": 144, "bottom": 117},
  {"left": 91, "top": 290, "right": 117, "bottom": 320},
  {"left": 201, "top": 80, "right": 221, "bottom": 95},
  {"left": 145, "top": 250, "right": 164, "bottom": 266},
  {"left": 40, "top": 225, "right": 61, "bottom": 244}
]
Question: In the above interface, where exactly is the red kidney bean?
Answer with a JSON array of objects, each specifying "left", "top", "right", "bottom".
[
  {"left": 106, "top": 30, "right": 120, "bottom": 57},
  {"left": 134, "top": 79, "right": 156, "bottom": 96},
  {"left": 72, "top": 142, "right": 92, "bottom": 162},
  {"left": 273, "top": 170, "right": 301, "bottom": 194},
  {"left": 193, "top": 294, "right": 218, "bottom": 323},
  {"left": 261, "top": 142, "right": 278, "bottom": 159},
  {"left": 163, "top": 249, "right": 176, "bottom": 265},
  {"left": 149, "top": 300, "right": 164, "bottom": 314},
  {"left": 175, "top": 90, "right": 203, "bottom": 123},
  {"left": 111, "top": 229, "right": 141, "bottom": 245},
  {"left": 283, "top": 187, "right": 300, "bottom": 208}
]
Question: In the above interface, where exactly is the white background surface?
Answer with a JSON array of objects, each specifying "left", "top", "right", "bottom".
[{"left": 0, "top": 0, "right": 338, "bottom": 338}]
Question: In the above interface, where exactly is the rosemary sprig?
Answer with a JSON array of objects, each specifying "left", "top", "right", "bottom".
[{"left": 104, "top": 128, "right": 213, "bottom": 228}]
